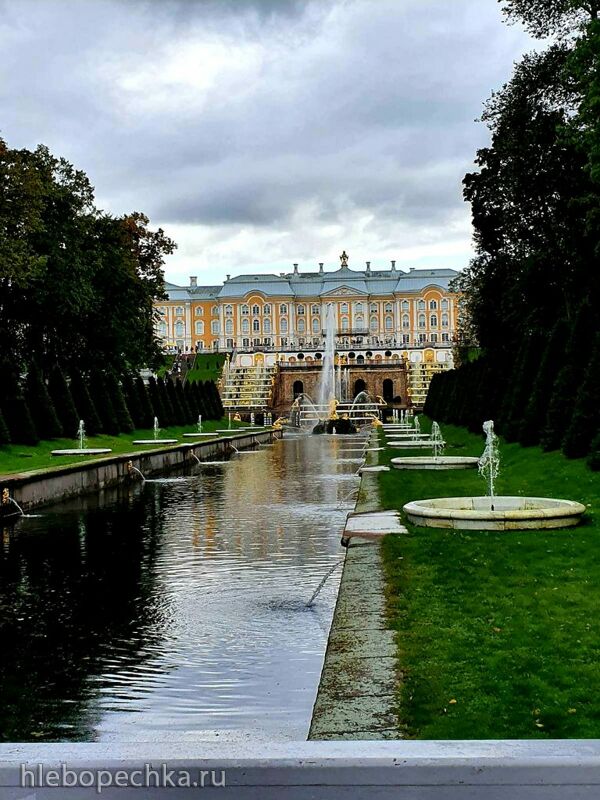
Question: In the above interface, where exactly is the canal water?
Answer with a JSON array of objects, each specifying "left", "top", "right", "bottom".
[{"left": 0, "top": 435, "right": 365, "bottom": 743}]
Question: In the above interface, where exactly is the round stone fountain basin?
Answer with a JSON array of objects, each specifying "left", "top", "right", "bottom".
[
  {"left": 386, "top": 432, "right": 431, "bottom": 439},
  {"left": 388, "top": 440, "right": 441, "bottom": 449},
  {"left": 404, "top": 496, "right": 586, "bottom": 531},
  {"left": 131, "top": 439, "right": 178, "bottom": 445},
  {"left": 392, "top": 456, "right": 479, "bottom": 471},
  {"left": 182, "top": 432, "right": 219, "bottom": 437},
  {"left": 51, "top": 448, "right": 113, "bottom": 456}
]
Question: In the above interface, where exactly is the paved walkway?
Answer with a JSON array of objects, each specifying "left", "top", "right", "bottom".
[{"left": 309, "top": 438, "right": 405, "bottom": 740}]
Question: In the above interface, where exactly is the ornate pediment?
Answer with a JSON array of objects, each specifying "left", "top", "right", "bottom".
[{"left": 320, "top": 285, "right": 368, "bottom": 298}]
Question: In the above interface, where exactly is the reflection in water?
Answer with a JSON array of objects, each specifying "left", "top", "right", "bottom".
[{"left": 0, "top": 435, "right": 364, "bottom": 742}]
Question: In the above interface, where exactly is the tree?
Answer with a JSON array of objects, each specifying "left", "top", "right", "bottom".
[
  {"left": 176, "top": 378, "right": 193, "bottom": 424},
  {"left": 105, "top": 370, "right": 134, "bottom": 433},
  {"left": 157, "top": 377, "right": 174, "bottom": 426},
  {"left": 121, "top": 373, "right": 142, "bottom": 429},
  {"left": 166, "top": 376, "right": 185, "bottom": 425},
  {"left": 147, "top": 376, "right": 165, "bottom": 427},
  {"left": 0, "top": 366, "right": 38, "bottom": 445},
  {"left": 500, "top": 0, "right": 599, "bottom": 38},
  {"left": 69, "top": 372, "right": 102, "bottom": 436},
  {"left": 0, "top": 407, "right": 10, "bottom": 445},
  {"left": 90, "top": 372, "right": 119, "bottom": 436},
  {"left": 25, "top": 361, "right": 62, "bottom": 439},
  {"left": 562, "top": 332, "right": 600, "bottom": 457},
  {"left": 48, "top": 365, "right": 80, "bottom": 439},
  {"left": 135, "top": 376, "right": 156, "bottom": 429}
]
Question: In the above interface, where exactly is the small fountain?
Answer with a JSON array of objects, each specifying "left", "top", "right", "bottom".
[
  {"left": 52, "top": 419, "right": 112, "bottom": 456},
  {"left": 190, "top": 451, "right": 202, "bottom": 465},
  {"left": 183, "top": 414, "right": 214, "bottom": 437},
  {"left": 391, "top": 419, "right": 478, "bottom": 468},
  {"left": 305, "top": 560, "right": 343, "bottom": 608},
  {"left": 403, "top": 420, "right": 586, "bottom": 530},
  {"left": 2, "top": 488, "right": 24, "bottom": 516},
  {"left": 132, "top": 417, "right": 178, "bottom": 446}
]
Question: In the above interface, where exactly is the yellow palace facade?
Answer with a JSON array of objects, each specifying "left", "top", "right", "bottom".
[{"left": 154, "top": 253, "right": 460, "bottom": 373}]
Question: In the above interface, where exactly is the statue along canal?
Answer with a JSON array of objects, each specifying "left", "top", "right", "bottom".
[{"left": 0, "top": 435, "right": 365, "bottom": 743}]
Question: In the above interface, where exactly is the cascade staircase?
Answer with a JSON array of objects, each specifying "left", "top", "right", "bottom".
[
  {"left": 407, "top": 361, "right": 451, "bottom": 408},
  {"left": 221, "top": 364, "right": 277, "bottom": 411}
]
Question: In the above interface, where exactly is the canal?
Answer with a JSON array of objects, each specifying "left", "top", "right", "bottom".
[{"left": 0, "top": 435, "right": 365, "bottom": 742}]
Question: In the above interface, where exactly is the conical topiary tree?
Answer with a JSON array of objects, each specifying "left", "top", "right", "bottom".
[
  {"left": 541, "top": 303, "right": 595, "bottom": 451},
  {"left": 135, "top": 376, "right": 155, "bottom": 429},
  {"left": 25, "top": 362, "right": 62, "bottom": 440},
  {"left": 157, "top": 377, "right": 175, "bottom": 426},
  {"left": 0, "top": 406, "right": 10, "bottom": 445},
  {"left": 166, "top": 376, "right": 185, "bottom": 425},
  {"left": 562, "top": 333, "right": 600, "bottom": 459},
  {"left": 519, "top": 320, "right": 566, "bottom": 447},
  {"left": 587, "top": 429, "right": 600, "bottom": 471},
  {"left": 184, "top": 382, "right": 199, "bottom": 421},
  {"left": 48, "top": 365, "right": 80, "bottom": 439},
  {"left": 147, "top": 376, "right": 166, "bottom": 427},
  {"left": 176, "top": 378, "right": 193, "bottom": 424},
  {"left": 105, "top": 370, "right": 134, "bottom": 433},
  {"left": 69, "top": 371, "right": 103, "bottom": 436},
  {"left": 501, "top": 333, "right": 543, "bottom": 442},
  {"left": 90, "top": 371, "right": 119, "bottom": 435},
  {"left": 193, "top": 382, "right": 207, "bottom": 420},
  {"left": 0, "top": 366, "right": 38, "bottom": 445},
  {"left": 121, "top": 373, "right": 142, "bottom": 429}
]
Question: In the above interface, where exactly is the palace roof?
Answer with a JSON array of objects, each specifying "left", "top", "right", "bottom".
[{"left": 163, "top": 265, "right": 459, "bottom": 301}]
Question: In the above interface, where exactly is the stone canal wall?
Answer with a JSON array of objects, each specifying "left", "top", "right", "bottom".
[{"left": 0, "top": 430, "right": 280, "bottom": 514}]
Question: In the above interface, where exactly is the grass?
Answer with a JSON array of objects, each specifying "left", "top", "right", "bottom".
[
  {"left": 377, "top": 419, "right": 600, "bottom": 739},
  {"left": 0, "top": 419, "right": 251, "bottom": 476},
  {"left": 186, "top": 353, "right": 227, "bottom": 383}
]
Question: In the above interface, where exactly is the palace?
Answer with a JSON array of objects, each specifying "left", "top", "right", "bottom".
[{"left": 155, "top": 253, "right": 460, "bottom": 409}]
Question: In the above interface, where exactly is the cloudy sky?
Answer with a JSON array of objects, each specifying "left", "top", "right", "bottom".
[{"left": 0, "top": 0, "right": 533, "bottom": 285}]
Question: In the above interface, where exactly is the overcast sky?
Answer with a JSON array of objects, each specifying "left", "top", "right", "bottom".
[{"left": 0, "top": 0, "right": 533, "bottom": 285}]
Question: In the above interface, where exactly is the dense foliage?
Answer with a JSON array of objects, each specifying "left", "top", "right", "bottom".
[
  {"left": 433, "top": 1, "right": 600, "bottom": 466},
  {"left": 0, "top": 138, "right": 225, "bottom": 444}
]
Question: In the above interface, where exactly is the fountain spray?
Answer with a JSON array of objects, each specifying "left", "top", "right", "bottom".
[
  {"left": 478, "top": 420, "right": 500, "bottom": 511},
  {"left": 431, "top": 422, "right": 445, "bottom": 459},
  {"left": 77, "top": 420, "right": 87, "bottom": 450},
  {"left": 153, "top": 417, "right": 161, "bottom": 441}
]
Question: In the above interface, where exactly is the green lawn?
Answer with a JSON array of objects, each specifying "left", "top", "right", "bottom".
[
  {"left": 0, "top": 419, "right": 251, "bottom": 476},
  {"left": 378, "top": 419, "right": 600, "bottom": 739},
  {"left": 186, "top": 353, "right": 227, "bottom": 383}
]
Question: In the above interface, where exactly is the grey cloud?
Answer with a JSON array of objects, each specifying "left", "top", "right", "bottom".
[{"left": 0, "top": 0, "right": 533, "bottom": 274}]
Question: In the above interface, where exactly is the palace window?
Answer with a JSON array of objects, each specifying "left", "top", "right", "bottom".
[
  {"left": 253, "top": 319, "right": 260, "bottom": 332},
  {"left": 419, "top": 333, "right": 426, "bottom": 343},
  {"left": 429, "top": 300, "right": 438, "bottom": 310},
  {"left": 225, "top": 319, "right": 234, "bottom": 335},
  {"left": 418, "top": 314, "right": 426, "bottom": 328},
  {"left": 312, "top": 317, "right": 320, "bottom": 333},
  {"left": 430, "top": 314, "right": 438, "bottom": 328},
  {"left": 212, "top": 305, "right": 219, "bottom": 315},
  {"left": 211, "top": 320, "right": 220, "bottom": 334},
  {"left": 441, "top": 299, "right": 449, "bottom": 311},
  {"left": 196, "top": 340, "right": 203, "bottom": 350},
  {"left": 370, "top": 316, "right": 378, "bottom": 331},
  {"left": 195, "top": 307, "right": 203, "bottom": 316},
  {"left": 241, "top": 304, "right": 249, "bottom": 315},
  {"left": 431, "top": 333, "right": 438, "bottom": 343},
  {"left": 311, "top": 304, "right": 320, "bottom": 315},
  {"left": 401, "top": 300, "right": 410, "bottom": 312},
  {"left": 225, "top": 304, "right": 233, "bottom": 316},
  {"left": 370, "top": 303, "right": 378, "bottom": 313},
  {"left": 341, "top": 316, "right": 349, "bottom": 332},
  {"left": 384, "top": 302, "right": 393, "bottom": 313},
  {"left": 340, "top": 302, "right": 349, "bottom": 314},
  {"left": 280, "top": 303, "right": 288, "bottom": 314},
  {"left": 175, "top": 306, "right": 184, "bottom": 317},
  {"left": 355, "top": 303, "right": 364, "bottom": 314},
  {"left": 252, "top": 304, "right": 260, "bottom": 315},
  {"left": 402, "top": 314, "right": 410, "bottom": 329},
  {"left": 195, "top": 321, "right": 204, "bottom": 335},
  {"left": 442, "top": 313, "right": 449, "bottom": 328},
  {"left": 280, "top": 318, "right": 288, "bottom": 334},
  {"left": 157, "top": 307, "right": 166, "bottom": 316},
  {"left": 297, "top": 305, "right": 305, "bottom": 315},
  {"left": 264, "top": 318, "right": 271, "bottom": 334},
  {"left": 442, "top": 333, "right": 450, "bottom": 342},
  {"left": 241, "top": 319, "right": 250, "bottom": 334},
  {"left": 402, "top": 334, "right": 410, "bottom": 344},
  {"left": 264, "top": 304, "right": 272, "bottom": 315},
  {"left": 159, "top": 322, "right": 167, "bottom": 336},
  {"left": 297, "top": 318, "right": 306, "bottom": 333},
  {"left": 175, "top": 321, "right": 184, "bottom": 337},
  {"left": 355, "top": 315, "right": 364, "bottom": 329},
  {"left": 242, "top": 338, "right": 250, "bottom": 348},
  {"left": 385, "top": 316, "right": 393, "bottom": 331},
  {"left": 417, "top": 299, "right": 425, "bottom": 311}
]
